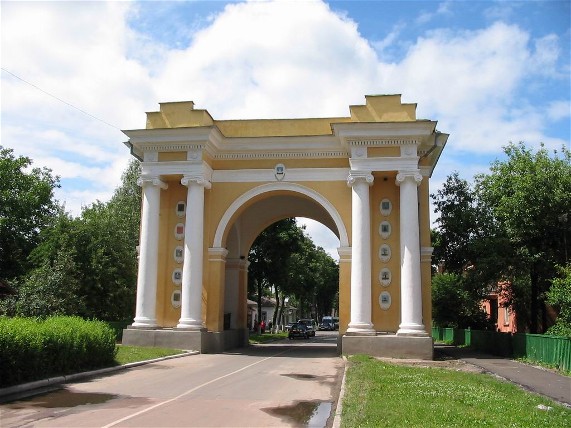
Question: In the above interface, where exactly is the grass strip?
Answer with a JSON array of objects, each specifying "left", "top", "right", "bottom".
[
  {"left": 342, "top": 354, "right": 570, "bottom": 428},
  {"left": 114, "top": 345, "right": 184, "bottom": 365},
  {"left": 249, "top": 332, "right": 288, "bottom": 344}
]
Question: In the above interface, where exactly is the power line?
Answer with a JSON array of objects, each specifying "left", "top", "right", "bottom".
[{"left": 1, "top": 67, "right": 121, "bottom": 130}]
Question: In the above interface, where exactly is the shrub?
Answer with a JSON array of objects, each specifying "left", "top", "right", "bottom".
[{"left": 0, "top": 316, "right": 117, "bottom": 387}]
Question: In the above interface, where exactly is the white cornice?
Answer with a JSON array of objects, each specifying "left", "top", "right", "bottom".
[
  {"left": 349, "top": 157, "right": 419, "bottom": 172},
  {"left": 332, "top": 121, "right": 436, "bottom": 140},
  {"left": 212, "top": 168, "right": 350, "bottom": 183},
  {"left": 141, "top": 161, "right": 213, "bottom": 178}
]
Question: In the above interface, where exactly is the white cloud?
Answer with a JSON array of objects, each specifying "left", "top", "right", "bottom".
[
  {"left": 547, "top": 100, "right": 571, "bottom": 121},
  {"left": 297, "top": 218, "right": 340, "bottom": 261},
  {"left": 154, "top": 0, "right": 377, "bottom": 119},
  {"left": 1, "top": 0, "right": 568, "bottom": 220},
  {"left": 416, "top": 1, "right": 453, "bottom": 25}
]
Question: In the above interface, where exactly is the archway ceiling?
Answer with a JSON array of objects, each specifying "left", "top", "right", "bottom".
[{"left": 228, "top": 194, "right": 338, "bottom": 258}]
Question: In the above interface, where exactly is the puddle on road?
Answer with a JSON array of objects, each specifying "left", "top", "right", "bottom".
[
  {"left": 282, "top": 373, "right": 317, "bottom": 380},
  {"left": 263, "top": 400, "right": 333, "bottom": 427},
  {"left": 5, "top": 388, "right": 118, "bottom": 409}
]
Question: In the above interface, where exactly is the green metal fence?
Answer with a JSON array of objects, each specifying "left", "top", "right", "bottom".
[{"left": 432, "top": 327, "right": 571, "bottom": 371}]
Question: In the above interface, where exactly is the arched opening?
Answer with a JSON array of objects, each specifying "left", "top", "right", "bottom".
[{"left": 214, "top": 183, "right": 347, "bottom": 344}]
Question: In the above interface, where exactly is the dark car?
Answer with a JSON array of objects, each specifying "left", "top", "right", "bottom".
[
  {"left": 318, "top": 320, "right": 334, "bottom": 331},
  {"left": 297, "top": 319, "right": 316, "bottom": 336},
  {"left": 288, "top": 323, "right": 309, "bottom": 339}
]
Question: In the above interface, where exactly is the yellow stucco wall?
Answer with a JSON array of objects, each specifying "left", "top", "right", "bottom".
[
  {"left": 370, "top": 173, "right": 401, "bottom": 331},
  {"left": 132, "top": 95, "right": 445, "bottom": 333}
]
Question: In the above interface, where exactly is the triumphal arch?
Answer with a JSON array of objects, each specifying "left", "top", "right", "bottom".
[{"left": 121, "top": 95, "right": 448, "bottom": 359}]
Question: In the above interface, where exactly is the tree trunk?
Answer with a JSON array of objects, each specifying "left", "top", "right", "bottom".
[
  {"left": 256, "top": 280, "right": 262, "bottom": 334},
  {"left": 272, "top": 284, "right": 280, "bottom": 332},
  {"left": 530, "top": 267, "right": 539, "bottom": 334}
]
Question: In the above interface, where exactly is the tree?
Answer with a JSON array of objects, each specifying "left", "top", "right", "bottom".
[
  {"left": 14, "top": 246, "right": 84, "bottom": 318},
  {"left": 0, "top": 146, "right": 60, "bottom": 281},
  {"left": 248, "top": 218, "right": 305, "bottom": 331},
  {"left": 248, "top": 218, "right": 339, "bottom": 330},
  {"left": 476, "top": 143, "right": 571, "bottom": 333},
  {"left": 431, "top": 172, "right": 482, "bottom": 274},
  {"left": 431, "top": 273, "right": 492, "bottom": 329},
  {"left": 546, "top": 264, "right": 571, "bottom": 337},
  {"left": 22, "top": 160, "right": 141, "bottom": 320}
]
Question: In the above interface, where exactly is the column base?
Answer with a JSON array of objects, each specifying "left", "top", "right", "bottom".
[
  {"left": 176, "top": 319, "right": 205, "bottom": 330},
  {"left": 347, "top": 322, "right": 376, "bottom": 336},
  {"left": 396, "top": 323, "right": 429, "bottom": 337},
  {"left": 131, "top": 317, "right": 158, "bottom": 328}
]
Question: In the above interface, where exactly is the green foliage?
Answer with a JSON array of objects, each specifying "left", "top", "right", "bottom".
[
  {"left": 432, "top": 273, "right": 492, "bottom": 329},
  {"left": 248, "top": 218, "right": 339, "bottom": 325},
  {"left": 432, "top": 143, "right": 571, "bottom": 333},
  {"left": 431, "top": 172, "right": 483, "bottom": 273},
  {"left": 342, "top": 355, "right": 570, "bottom": 427},
  {"left": 13, "top": 246, "right": 84, "bottom": 317},
  {"left": 12, "top": 159, "right": 142, "bottom": 321},
  {"left": 0, "top": 316, "right": 116, "bottom": 387},
  {"left": 0, "top": 146, "right": 60, "bottom": 281},
  {"left": 546, "top": 264, "right": 571, "bottom": 337}
]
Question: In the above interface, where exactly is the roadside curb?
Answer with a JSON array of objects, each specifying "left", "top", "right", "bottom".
[
  {"left": 0, "top": 350, "right": 199, "bottom": 402},
  {"left": 332, "top": 356, "right": 348, "bottom": 428}
]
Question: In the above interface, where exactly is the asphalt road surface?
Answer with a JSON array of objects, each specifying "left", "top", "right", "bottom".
[{"left": 1, "top": 331, "right": 344, "bottom": 427}]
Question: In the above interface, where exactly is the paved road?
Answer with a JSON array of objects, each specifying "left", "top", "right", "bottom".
[
  {"left": 1, "top": 332, "right": 344, "bottom": 427},
  {"left": 438, "top": 345, "right": 571, "bottom": 406}
]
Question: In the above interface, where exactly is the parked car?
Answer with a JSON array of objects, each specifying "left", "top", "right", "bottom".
[
  {"left": 288, "top": 323, "right": 309, "bottom": 339},
  {"left": 297, "top": 319, "right": 316, "bottom": 336},
  {"left": 319, "top": 316, "right": 335, "bottom": 331}
]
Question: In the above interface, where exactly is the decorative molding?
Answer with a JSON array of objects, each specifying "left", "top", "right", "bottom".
[
  {"left": 136, "top": 176, "right": 168, "bottom": 189},
  {"left": 421, "top": 246, "right": 434, "bottom": 263},
  {"left": 396, "top": 170, "right": 423, "bottom": 187},
  {"left": 143, "top": 151, "right": 158, "bottom": 162},
  {"left": 337, "top": 246, "right": 352, "bottom": 261},
  {"left": 212, "top": 167, "right": 350, "bottom": 183},
  {"left": 349, "top": 157, "right": 419, "bottom": 172},
  {"left": 141, "top": 160, "right": 213, "bottom": 178},
  {"left": 347, "top": 138, "right": 419, "bottom": 147},
  {"left": 213, "top": 151, "right": 347, "bottom": 160},
  {"left": 208, "top": 247, "right": 229, "bottom": 262},
  {"left": 181, "top": 175, "right": 212, "bottom": 189},
  {"left": 347, "top": 170, "right": 374, "bottom": 187},
  {"left": 213, "top": 182, "right": 349, "bottom": 248}
]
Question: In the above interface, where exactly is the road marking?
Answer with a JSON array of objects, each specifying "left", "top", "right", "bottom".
[{"left": 101, "top": 347, "right": 292, "bottom": 428}]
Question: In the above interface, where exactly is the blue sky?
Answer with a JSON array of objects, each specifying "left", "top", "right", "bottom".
[{"left": 2, "top": 0, "right": 570, "bottom": 259}]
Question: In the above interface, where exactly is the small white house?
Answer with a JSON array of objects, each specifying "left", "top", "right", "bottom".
[{"left": 247, "top": 297, "right": 297, "bottom": 331}]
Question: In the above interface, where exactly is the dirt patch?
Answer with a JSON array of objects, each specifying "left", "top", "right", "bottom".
[{"left": 373, "top": 350, "right": 486, "bottom": 373}]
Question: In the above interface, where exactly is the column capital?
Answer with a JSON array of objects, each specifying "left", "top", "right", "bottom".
[
  {"left": 347, "top": 170, "right": 374, "bottom": 187},
  {"left": 137, "top": 176, "right": 168, "bottom": 189},
  {"left": 208, "top": 247, "right": 229, "bottom": 262},
  {"left": 181, "top": 174, "right": 212, "bottom": 189},
  {"left": 396, "top": 170, "right": 422, "bottom": 187}
]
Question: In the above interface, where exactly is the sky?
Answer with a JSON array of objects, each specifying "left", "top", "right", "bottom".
[{"left": 2, "top": 0, "right": 570, "bottom": 260}]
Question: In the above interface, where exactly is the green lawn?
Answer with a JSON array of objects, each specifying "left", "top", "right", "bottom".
[
  {"left": 342, "top": 354, "right": 570, "bottom": 427},
  {"left": 249, "top": 331, "right": 288, "bottom": 344},
  {"left": 114, "top": 345, "right": 184, "bottom": 365}
]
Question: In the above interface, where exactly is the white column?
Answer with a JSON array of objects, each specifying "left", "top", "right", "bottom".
[
  {"left": 177, "top": 175, "right": 211, "bottom": 329},
  {"left": 346, "top": 171, "right": 375, "bottom": 335},
  {"left": 132, "top": 176, "right": 167, "bottom": 327},
  {"left": 396, "top": 170, "right": 428, "bottom": 336}
]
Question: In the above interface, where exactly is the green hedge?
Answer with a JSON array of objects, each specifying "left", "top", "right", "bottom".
[{"left": 0, "top": 316, "right": 117, "bottom": 388}]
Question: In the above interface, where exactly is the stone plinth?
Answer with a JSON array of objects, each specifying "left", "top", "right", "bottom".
[
  {"left": 122, "top": 328, "right": 249, "bottom": 353},
  {"left": 341, "top": 334, "right": 433, "bottom": 360}
]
